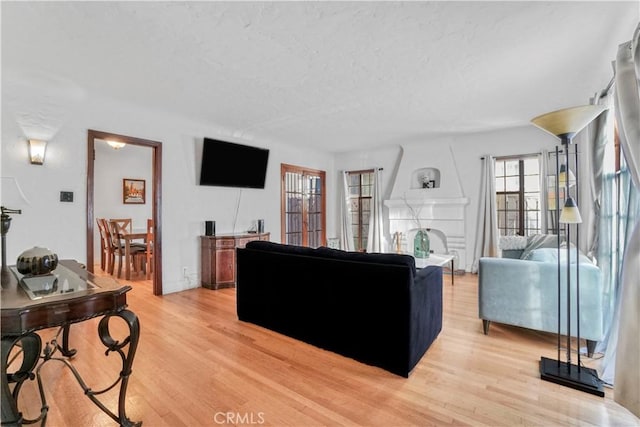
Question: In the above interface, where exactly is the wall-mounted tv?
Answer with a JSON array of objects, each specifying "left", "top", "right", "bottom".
[{"left": 199, "top": 138, "right": 270, "bottom": 189}]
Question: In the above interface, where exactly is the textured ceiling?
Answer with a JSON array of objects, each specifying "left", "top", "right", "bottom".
[{"left": 2, "top": 1, "right": 638, "bottom": 152}]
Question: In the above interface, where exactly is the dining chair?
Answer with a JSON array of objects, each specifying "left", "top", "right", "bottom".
[
  {"left": 96, "top": 218, "right": 110, "bottom": 271},
  {"left": 145, "top": 218, "right": 154, "bottom": 280},
  {"left": 108, "top": 219, "right": 145, "bottom": 278},
  {"left": 98, "top": 218, "right": 117, "bottom": 274},
  {"left": 110, "top": 218, "right": 132, "bottom": 234},
  {"left": 110, "top": 218, "right": 146, "bottom": 249}
]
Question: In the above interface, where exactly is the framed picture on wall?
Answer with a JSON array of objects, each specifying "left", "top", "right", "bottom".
[
  {"left": 123, "top": 178, "right": 145, "bottom": 204},
  {"left": 423, "top": 179, "right": 436, "bottom": 189}
]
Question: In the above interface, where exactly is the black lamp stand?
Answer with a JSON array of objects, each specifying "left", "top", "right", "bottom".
[{"left": 539, "top": 138, "right": 604, "bottom": 397}]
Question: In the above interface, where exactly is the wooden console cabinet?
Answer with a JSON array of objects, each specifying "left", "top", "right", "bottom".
[{"left": 200, "top": 232, "right": 270, "bottom": 289}]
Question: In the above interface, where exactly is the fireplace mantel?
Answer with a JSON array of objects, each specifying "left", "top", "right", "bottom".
[
  {"left": 384, "top": 197, "right": 469, "bottom": 209},
  {"left": 384, "top": 196, "right": 469, "bottom": 271},
  {"left": 385, "top": 143, "right": 470, "bottom": 270}
]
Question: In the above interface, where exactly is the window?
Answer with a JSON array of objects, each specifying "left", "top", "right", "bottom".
[
  {"left": 281, "top": 164, "right": 326, "bottom": 247},
  {"left": 495, "top": 156, "right": 540, "bottom": 236},
  {"left": 346, "top": 170, "right": 374, "bottom": 251}
]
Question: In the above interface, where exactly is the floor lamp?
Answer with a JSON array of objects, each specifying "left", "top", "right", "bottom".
[{"left": 531, "top": 104, "right": 606, "bottom": 397}]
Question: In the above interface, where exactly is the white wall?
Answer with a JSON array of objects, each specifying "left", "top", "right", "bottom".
[
  {"left": 335, "top": 126, "right": 560, "bottom": 271},
  {"left": 1, "top": 94, "right": 335, "bottom": 294},
  {"left": 0, "top": 81, "right": 560, "bottom": 286}
]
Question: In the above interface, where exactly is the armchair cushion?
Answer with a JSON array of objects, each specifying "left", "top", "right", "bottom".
[{"left": 524, "top": 247, "right": 592, "bottom": 264}]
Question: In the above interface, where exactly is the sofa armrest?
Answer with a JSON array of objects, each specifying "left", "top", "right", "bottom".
[{"left": 408, "top": 266, "right": 443, "bottom": 374}]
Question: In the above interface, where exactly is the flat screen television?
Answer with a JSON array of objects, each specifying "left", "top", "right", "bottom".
[{"left": 199, "top": 138, "right": 269, "bottom": 189}]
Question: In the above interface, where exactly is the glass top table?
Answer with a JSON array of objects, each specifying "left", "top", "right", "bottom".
[
  {"left": 1, "top": 260, "right": 141, "bottom": 426},
  {"left": 396, "top": 252, "right": 456, "bottom": 285}
]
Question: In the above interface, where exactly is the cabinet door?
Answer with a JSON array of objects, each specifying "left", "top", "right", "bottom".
[
  {"left": 215, "top": 248, "right": 236, "bottom": 284},
  {"left": 236, "top": 238, "right": 253, "bottom": 248},
  {"left": 200, "top": 237, "right": 215, "bottom": 286}
]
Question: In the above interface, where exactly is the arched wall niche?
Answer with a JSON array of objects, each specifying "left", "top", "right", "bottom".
[{"left": 411, "top": 167, "right": 440, "bottom": 189}]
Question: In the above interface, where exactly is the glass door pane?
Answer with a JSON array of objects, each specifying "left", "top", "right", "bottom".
[
  {"left": 281, "top": 164, "right": 326, "bottom": 248},
  {"left": 284, "top": 171, "right": 303, "bottom": 245},
  {"left": 305, "top": 174, "right": 324, "bottom": 248}
]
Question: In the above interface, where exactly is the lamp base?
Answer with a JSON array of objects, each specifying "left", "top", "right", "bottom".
[{"left": 540, "top": 357, "right": 604, "bottom": 397}]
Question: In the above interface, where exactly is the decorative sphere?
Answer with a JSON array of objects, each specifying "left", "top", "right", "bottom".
[{"left": 16, "top": 247, "right": 59, "bottom": 276}]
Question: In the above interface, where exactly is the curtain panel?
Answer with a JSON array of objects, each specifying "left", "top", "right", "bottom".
[
  {"left": 366, "top": 168, "right": 384, "bottom": 253},
  {"left": 539, "top": 150, "right": 550, "bottom": 234},
  {"left": 613, "top": 23, "right": 640, "bottom": 418},
  {"left": 596, "top": 165, "right": 640, "bottom": 385},
  {"left": 585, "top": 94, "right": 612, "bottom": 258},
  {"left": 471, "top": 156, "right": 498, "bottom": 273},
  {"left": 340, "top": 172, "right": 355, "bottom": 252}
]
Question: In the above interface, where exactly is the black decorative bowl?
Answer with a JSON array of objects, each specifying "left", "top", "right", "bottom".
[{"left": 16, "top": 247, "right": 59, "bottom": 276}]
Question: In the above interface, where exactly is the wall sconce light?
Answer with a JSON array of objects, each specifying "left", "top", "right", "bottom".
[
  {"left": 106, "top": 140, "right": 126, "bottom": 150},
  {"left": 28, "top": 139, "right": 47, "bottom": 165}
]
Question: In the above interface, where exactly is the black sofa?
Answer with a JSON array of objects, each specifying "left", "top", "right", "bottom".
[{"left": 236, "top": 241, "right": 443, "bottom": 377}]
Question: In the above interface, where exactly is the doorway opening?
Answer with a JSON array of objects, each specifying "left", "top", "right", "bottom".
[{"left": 86, "top": 130, "right": 163, "bottom": 295}]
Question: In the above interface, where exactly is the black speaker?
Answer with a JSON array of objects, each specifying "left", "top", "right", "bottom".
[{"left": 205, "top": 220, "right": 216, "bottom": 236}]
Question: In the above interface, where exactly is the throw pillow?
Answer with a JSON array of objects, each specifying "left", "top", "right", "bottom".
[
  {"left": 520, "top": 234, "right": 559, "bottom": 260},
  {"left": 523, "top": 247, "right": 557, "bottom": 263},
  {"left": 499, "top": 236, "right": 528, "bottom": 250}
]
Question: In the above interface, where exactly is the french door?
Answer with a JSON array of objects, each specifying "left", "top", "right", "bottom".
[{"left": 281, "top": 164, "right": 326, "bottom": 247}]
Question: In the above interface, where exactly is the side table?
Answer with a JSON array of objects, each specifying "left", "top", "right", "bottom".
[
  {"left": 413, "top": 253, "right": 456, "bottom": 285},
  {"left": 1, "top": 260, "right": 141, "bottom": 427}
]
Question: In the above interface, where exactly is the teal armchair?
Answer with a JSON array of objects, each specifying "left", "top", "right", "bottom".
[{"left": 478, "top": 247, "right": 608, "bottom": 357}]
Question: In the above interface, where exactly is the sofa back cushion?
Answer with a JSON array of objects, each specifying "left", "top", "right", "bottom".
[
  {"left": 245, "top": 241, "right": 416, "bottom": 274},
  {"left": 524, "top": 247, "right": 592, "bottom": 264}
]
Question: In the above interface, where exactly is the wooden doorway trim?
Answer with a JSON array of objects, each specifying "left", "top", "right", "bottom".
[{"left": 87, "top": 129, "right": 163, "bottom": 295}]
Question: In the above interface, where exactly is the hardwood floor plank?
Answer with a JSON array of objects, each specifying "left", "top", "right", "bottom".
[{"left": 6, "top": 269, "right": 639, "bottom": 426}]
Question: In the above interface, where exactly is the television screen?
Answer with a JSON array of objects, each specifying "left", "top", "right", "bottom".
[{"left": 199, "top": 138, "right": 269, "bottom": 189}]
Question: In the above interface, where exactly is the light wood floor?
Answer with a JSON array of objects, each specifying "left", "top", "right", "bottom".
[{"left": 10, "top": 269, "right": 640, "bottom": 426}]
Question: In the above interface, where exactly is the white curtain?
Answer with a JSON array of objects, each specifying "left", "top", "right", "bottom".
[
  {"left": 597, "top": 162, "right": 640, "bottom": 385},
  {"left": 366, "top": 168, "right": 384, "bottom": 253},
  {"left": 340, "top": 172, "right": 355, "bottom": 252},
  {"left": 585, "top": 93, "right": 612, "bottom": 258},
  {"left": 539, "top": 150, "right": 550, "bottom": 233},
  {"left": 613, "top": 23, "right": 640, "bottom": 418},
  {"left": 586, "top": 91, "right": 617, "bottom": 382},
  {"left": 471, "top": 156, "right": 499, "bottom": 273}
]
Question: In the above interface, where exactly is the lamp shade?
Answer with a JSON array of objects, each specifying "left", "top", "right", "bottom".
[
  {"left": 559, "top": 197, "right": 582, "bottom": 224},
  {"left": 558, "top": 164, "right": 576, "bottom": 187},
  {"left": 531, "top": 105, "right": 607, "bottom": 139}
]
